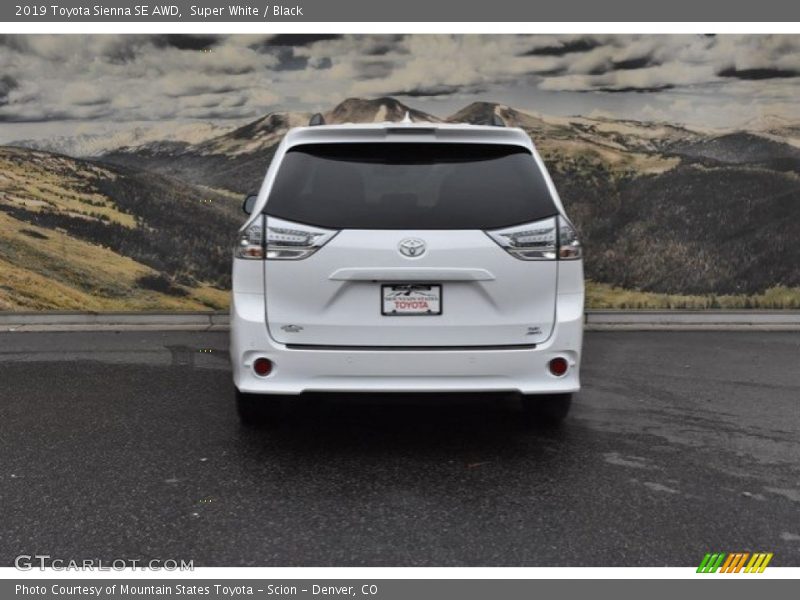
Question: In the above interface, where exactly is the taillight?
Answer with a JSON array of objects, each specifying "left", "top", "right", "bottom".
[
  {"left": 558, "top": 217, "right": 582, "bottom": 260},
  {"left": 234, "top": 216, "right": 264, "bottom": 260},
  {"left": 485, "top": 215, "right": 581, "bottom": 261},
  {"left": 485, "top": 216, "right": 556, "bottom": 260},
  {"left": 265, "top": 216, "right": 338, "bottom": 260}
]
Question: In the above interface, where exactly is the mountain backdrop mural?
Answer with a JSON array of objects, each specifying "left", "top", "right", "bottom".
[{"left": 1, "top": 35, "right": 800, "bottom": 310}]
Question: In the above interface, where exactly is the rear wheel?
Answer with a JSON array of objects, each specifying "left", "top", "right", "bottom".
[
  {"left": 521, "top": 393, "right": 572, "bottom": 424},
  {"left": 235, "top": 389, "right": 283, "bottom": 427}
]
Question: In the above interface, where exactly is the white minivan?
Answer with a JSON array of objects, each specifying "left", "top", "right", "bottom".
[{"left": 230, "top": 115, "right": 584, "bottom": 424}]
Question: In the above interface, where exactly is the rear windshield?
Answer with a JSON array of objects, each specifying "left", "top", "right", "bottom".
[{"left": 264, "top": 143, "right": 557, "bottom": 230}]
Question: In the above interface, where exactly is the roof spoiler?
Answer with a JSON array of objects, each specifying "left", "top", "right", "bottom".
[{"left": 308, "top": 110, "right": 505, "bottom": 127}]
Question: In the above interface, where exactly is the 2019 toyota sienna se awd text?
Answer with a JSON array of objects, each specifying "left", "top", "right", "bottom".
[{"left": 230, "top": 115, "right": 584, "bottom": 424}]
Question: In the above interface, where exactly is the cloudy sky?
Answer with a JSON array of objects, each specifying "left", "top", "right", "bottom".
[{"left": 1, "top": 34, "right": 800, "bottom": 142}]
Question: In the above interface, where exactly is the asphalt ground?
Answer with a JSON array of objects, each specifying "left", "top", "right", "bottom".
[{"left": 0, "top": 330, "right": 798, "bottom": 566}]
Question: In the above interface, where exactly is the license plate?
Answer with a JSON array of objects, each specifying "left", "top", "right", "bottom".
[{"left": 382, "top": 284, "right": 442, "bottom": 316}]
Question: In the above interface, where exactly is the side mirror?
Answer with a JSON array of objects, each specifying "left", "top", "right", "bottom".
[{"left": 242, "top": 194, "right": 258, "bottom": 215}]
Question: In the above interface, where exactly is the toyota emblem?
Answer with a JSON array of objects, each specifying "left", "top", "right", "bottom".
[{"left": 398, "top": 238, "right": 426, "bottom": 258}]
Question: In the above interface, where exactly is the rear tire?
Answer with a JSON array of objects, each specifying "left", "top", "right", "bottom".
[
  {"left": 521, "top": 393, "right": 572, "bottom": 424},
  {"left": 235, "top": 389, "right": 283, "bottom": 427}
]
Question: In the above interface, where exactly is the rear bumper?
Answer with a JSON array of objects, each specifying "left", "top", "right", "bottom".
[{"left": 230, "top": 291, "right": 583, "bottom": 395}]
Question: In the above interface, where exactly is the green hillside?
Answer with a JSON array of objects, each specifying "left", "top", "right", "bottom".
[{"left": 0, "top": 147, "right": 233, "bottom": 310}]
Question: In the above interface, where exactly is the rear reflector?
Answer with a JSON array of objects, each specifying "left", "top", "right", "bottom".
[
  {"left": 548, "top": 357, "right": 568, "bottom": 377},
  {"left": 253, "top": 358, "right": 273, "bottom": 377}
]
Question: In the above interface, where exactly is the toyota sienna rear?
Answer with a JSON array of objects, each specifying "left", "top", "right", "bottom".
[{"left": 230, "top": 116, "right": 584, "bottom": 424}]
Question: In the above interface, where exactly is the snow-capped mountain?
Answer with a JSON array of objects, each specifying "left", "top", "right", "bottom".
[
  {"left": 11, "top": 121, "right": 241, "bottom": 158},
  {"left": 325, "top": 97, "right": 441, "bottom": 124}
]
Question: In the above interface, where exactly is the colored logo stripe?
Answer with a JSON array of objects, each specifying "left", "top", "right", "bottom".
[
  {"left": 745, "top": 553, "right": 773, "bottom": 573},
  {"left": 698, "top": 552, "right": 773, "bottom": 573},
  {"left": 697, "top": 553, "right": 726, "bottom": 573},
  {"left": 720, "top": 553, "right": 749, "bottom": 573}
]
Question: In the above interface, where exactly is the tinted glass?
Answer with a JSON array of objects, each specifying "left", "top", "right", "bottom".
[{"left": 265, "top": 143, "right": 557, "bottom": 230}]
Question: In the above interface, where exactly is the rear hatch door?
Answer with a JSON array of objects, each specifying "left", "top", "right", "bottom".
[{"left": 263, "top": 141, "right": 559, "bottom": 347}]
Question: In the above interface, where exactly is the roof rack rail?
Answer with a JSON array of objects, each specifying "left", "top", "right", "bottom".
[
  {"left": 490, "top": 114, "right": 506, "bottom": 127},
  {"left": 309, "top": 113, "right": 326, "bottom": 126}
]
